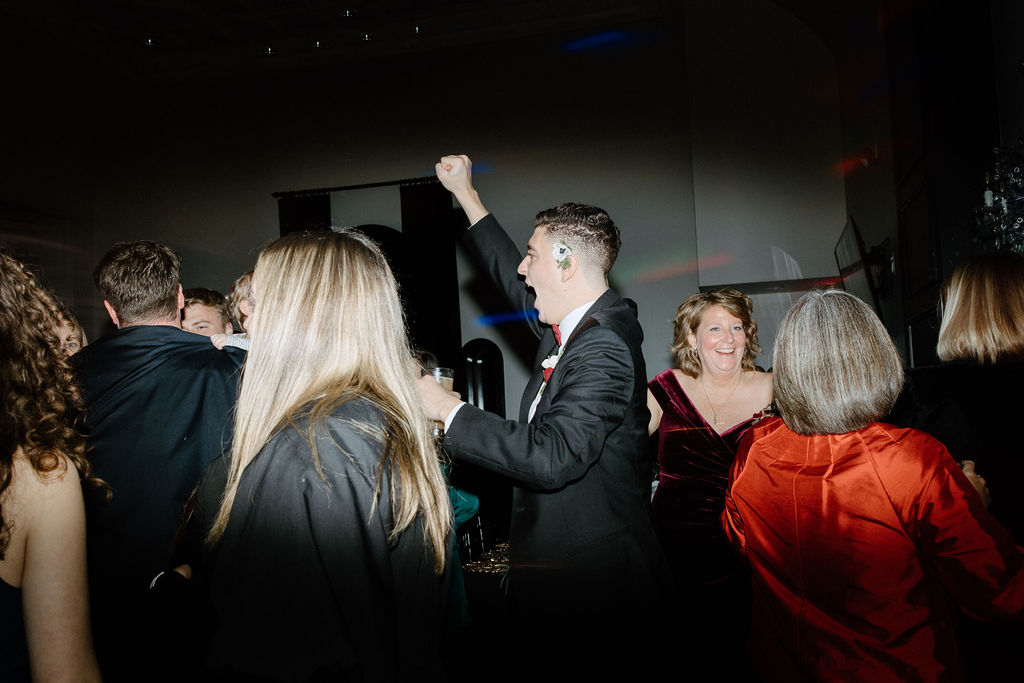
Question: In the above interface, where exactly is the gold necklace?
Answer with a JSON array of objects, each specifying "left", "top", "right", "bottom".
[{"left": 699, "top": 373, "right": 743, "bottom": 425}]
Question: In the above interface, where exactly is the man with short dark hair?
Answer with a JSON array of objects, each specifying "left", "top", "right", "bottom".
[
  {"left": 93, "top": 240, "right": 182, "bottom": 326},
  {"left": 418, "top": 155, "right": 670, "bottom": 672},
  {"left": 182, "top": 286, "right": 233, "bottom": 337},
  {"left": 74, "top": 240, "right": 243, "bottom": 681}
]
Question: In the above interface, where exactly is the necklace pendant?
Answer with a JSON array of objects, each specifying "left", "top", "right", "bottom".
[{"left": 712, "top": 411, "right": 718, "bottom": 424}]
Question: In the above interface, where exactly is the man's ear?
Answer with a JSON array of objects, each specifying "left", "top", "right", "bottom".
[
  {"left": 176, "top": 284, "right": 185, "bottom": 311},
  {"left": 103, "top": 300, "right": 120, "bottom": 328},
  {"left": 560, "top": 254, "right": 580, "bottom": 283}
]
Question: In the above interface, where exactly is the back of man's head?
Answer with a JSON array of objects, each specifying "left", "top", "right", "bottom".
[
  {"left": 534, "top": 203, "right": 621, "bottom": 277},
  {"left": 94, "top": 241, "right": 181, "bottom": 326}
]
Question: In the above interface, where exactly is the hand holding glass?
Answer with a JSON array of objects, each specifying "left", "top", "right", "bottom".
[{"left": 429, "top": 367, "right": 454, "bottom": 437}]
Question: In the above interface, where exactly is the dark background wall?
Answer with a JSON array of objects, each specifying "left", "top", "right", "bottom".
[{"left": 2, "top": 0, "right": 1021, "bottom": 409}]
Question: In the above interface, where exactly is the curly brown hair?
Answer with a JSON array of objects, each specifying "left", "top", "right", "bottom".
[
  {"left": 671, "top": 288, "right": 761, "bottom": 378},
  {"left": 0, "top": 250, "right": 108, "bottom": 558}
]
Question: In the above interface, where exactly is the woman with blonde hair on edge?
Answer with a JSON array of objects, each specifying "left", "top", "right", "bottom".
[
  {"left": 192, "top": 229, "right": 453, "bottom": 681},
  {"left": 887, "top": 250, "right": 1024, "bottom": 680},
  {"left": 725, "top": 289, "right": 1024, "bottom": 682},
  {"left": 0, "top": 250, "right": 105, "bottom": 682}
]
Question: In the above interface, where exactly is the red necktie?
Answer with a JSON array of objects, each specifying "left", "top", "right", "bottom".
[{"left": 542, "top": 324, "right": 562, "bottom": 384}]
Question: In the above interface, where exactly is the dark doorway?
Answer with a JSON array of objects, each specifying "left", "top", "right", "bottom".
[{"left": 273, "top": 177, "right": 464, "bottom": 367}]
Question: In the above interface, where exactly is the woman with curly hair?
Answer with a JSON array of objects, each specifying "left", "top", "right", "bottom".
[
  {"left": 0, "top": 250, "right": 105, "bottom": 682},
  {"left": 645, "top": 288, "right": 773, "bottom": 673}
]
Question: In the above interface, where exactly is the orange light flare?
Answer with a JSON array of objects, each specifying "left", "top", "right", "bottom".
[
  {"left": 633, "top": 252, "right": 735, "bottom": 284},
  {"left": 836, "top": 143, "right": 882, "bottom": 177},
  {"left": 820, "top": 276, "right": 845, "bottom": 289},
  {"left": 835, "top": 156, "right": 868, "bottom": 176}
]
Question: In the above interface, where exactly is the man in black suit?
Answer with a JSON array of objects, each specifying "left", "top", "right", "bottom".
[
  {"left": 73, "top": 241, "right": 243, "bottom": 681},
  {"left": 419, "top": 155, "right": 669, "bottom": 666}
]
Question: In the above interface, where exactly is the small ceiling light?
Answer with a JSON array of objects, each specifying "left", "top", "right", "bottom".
[
  {"left": 314, "top": 40, "right": 321, "bottom": 48},
  {"left": 265, "top": 46, "right": 273, "bottom": 55},
  {"left": 145, "top": 37, "right": 154, "bottom": 47},
  {"left": 413, "top": 26, "right": 421, "bottom": 36},
  {"left": 344, "top": 9, "right": 358, "bottom": 18},
  {"left": 362, "top": 33, "right": 372, "bottom": 41}
]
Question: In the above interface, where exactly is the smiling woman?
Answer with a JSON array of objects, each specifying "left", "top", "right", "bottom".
[{"left": 646, "top": 287, "right": 773, "bottom": 672}]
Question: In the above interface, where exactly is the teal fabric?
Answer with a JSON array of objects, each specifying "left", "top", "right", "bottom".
[
  {"left": 449, "top": 485, "right": 480, "bottom": 528},
  {"left": 446, "top": 484, "right": 479, "bottom": 632}
]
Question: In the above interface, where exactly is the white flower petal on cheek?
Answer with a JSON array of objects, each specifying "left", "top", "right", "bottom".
[{"left": 551, "top": 241, "right": 573, "bottom": 269}]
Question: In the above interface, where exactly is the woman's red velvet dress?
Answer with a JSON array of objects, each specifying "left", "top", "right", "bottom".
[{"left": 649, "top": 369, "right": 763, "bottom": 670}]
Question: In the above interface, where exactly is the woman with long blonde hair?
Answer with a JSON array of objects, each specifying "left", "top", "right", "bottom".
[
  {"left": 197, "top": 229, "right": 453, "bottom": 681},
  {"left": 0, "top": 250, "right": 105, "bottom": 682}
]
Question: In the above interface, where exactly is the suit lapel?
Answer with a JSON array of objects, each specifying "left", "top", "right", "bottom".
[
  {"left": 519, "top": 289, "right": 622, "bottom": 423},
  {"left": 521, "top": 334, "right": 558, "bottom": 422}
]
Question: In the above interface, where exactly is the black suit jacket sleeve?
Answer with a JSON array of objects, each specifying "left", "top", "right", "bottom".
[
  {"left": 459, "top": 213, "right": 544, "bottom": 340},
  {"left": 447, "top": 326, "right": 632, "bottom": 490}
]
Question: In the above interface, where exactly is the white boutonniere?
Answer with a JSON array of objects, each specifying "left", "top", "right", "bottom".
[
  {"left": 539, "top": 346, "right": 565, "bottom": 395},
  {"left": 541, "top": 353, "right": 561, "bottom": 372},
  {"left": 552, "top": 241, "right": 573, "bottom": 270}
]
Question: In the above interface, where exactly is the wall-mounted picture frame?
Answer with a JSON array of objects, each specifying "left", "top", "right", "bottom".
[{"left": 834, "top": 215, "right": 883, "bottom": 320}]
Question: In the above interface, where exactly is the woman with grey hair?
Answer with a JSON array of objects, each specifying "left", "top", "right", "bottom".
[{"left": 723, "top": 289, "right": 1024, "bottom": 682}]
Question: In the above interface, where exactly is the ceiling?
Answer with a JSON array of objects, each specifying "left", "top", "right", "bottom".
[{"left": 1, "top": 0, "right": 671, "bottom": 84}]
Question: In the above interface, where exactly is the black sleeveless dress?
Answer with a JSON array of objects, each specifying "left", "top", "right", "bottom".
[{"left": 0, "top": 576, "right": 29, "bottom": 682}]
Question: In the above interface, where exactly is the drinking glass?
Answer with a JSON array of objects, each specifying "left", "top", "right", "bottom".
[{"left": 430, "top": 367, "right": 454, "bottom": 438}]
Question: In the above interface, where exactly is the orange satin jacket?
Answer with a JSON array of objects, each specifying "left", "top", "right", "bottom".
[{"left": 724, "top": 417, "right": 1024, "bottom": 682}]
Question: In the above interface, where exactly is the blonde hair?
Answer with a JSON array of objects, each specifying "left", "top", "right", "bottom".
[
  {"left": 773, "top": 289, "right": 904, "bottom": 435},
  {"left": 671, "top": 288, "right": 761, "bottom": 378},
  {"left": 226, "top": 270, "right": 253, "bottom": 330},
  {"left": 206, "top": 230, "right": 451, "bottom": 572},
  {"left": 936, "top": 251, "right": 1024, "bottom": 364},
  {"left": 53, "top": 302, "right": 87, "bottom": 355}
]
